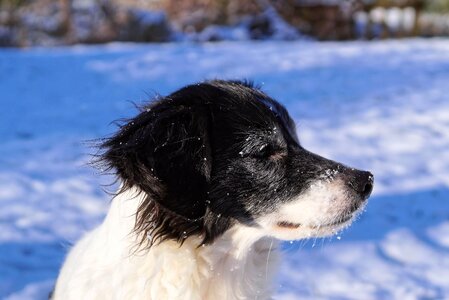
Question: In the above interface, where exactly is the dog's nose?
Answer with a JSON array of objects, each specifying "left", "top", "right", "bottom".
[{"left": 349, "top": 170, "right": 374, "bottom": 199}]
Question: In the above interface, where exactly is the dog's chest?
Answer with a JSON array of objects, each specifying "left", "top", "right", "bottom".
[
  {"left": 122, "top": 234, "right": 278, "bottom": 300},
  {"left": 54, "top": 191, "right": 279, "bottom": 300}
]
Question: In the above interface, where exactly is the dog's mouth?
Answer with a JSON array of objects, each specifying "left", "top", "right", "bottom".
[
  {"left": 277, "top": 214, "right": 353, "bottom": 230},
  {"left": 277, "top": 221, "right": 301, "bottom": 229}
]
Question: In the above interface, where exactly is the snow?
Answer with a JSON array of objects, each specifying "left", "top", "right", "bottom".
[
  {"left": 195, "top": 25, "right": 250, "bottom": 42},
  {"left": 1, "top": 38, "right": 449, "bottom": 299}
]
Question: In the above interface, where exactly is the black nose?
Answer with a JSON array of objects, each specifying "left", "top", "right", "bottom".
[{"left": 349, "top": 170, "right": 374, "bottom": 199}]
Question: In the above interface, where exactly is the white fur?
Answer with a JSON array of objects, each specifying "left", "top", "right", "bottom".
[
  {"left": 53, "top": 188, "right": 279, "bottom": 300},
  {"left": 257, "top": 177, "right": 361, "bottom": 240},
  {"left": 54, "top": 173, "right": 363, "bottom": 299}
]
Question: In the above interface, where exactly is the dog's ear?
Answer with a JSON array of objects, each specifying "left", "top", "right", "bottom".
[{"left": 100, "top": 98, "right": 212, "bottom": 245}]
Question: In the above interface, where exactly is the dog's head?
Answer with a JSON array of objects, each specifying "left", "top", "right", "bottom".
[{"left": 100, "top": 80, "right": 373, "bottom": 246}]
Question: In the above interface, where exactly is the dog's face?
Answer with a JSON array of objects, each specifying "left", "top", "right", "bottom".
[{"left": 101, "top": 80, "right": 373, "bottom": 245}]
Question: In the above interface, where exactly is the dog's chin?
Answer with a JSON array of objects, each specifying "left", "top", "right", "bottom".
[{"left": 259, "top": 213, "right": 357, "bottom": 241}]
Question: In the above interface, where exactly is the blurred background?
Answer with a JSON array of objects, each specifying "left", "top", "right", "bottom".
[
  {"left": 1, "top": 1, "right": 449, "bottom": 300},
  {"left": 1, "top": 0, "right": 449, "bottom": 46}
]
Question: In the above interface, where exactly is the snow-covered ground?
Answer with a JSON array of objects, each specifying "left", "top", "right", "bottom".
[{"left": 1, "top": 39, "right": 449, "bottom": 299}]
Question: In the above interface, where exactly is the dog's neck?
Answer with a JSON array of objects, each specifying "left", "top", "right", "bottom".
[
  {"left": 105, "top": 187, "right": 279, "bottom": 299},
  {"left": 196, "top": 225, "right": 279, "bottom": 299}
]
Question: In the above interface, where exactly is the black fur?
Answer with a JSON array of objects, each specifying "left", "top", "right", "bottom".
[{"left": 99, "top": 80, "right": 373, "bottom": 247}]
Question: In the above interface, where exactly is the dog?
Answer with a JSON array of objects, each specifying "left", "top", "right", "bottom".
[{"left": 53, "top": 80, "right": 373, "bottom": 299}]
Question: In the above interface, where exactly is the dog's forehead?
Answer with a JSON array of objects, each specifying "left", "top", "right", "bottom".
[
  {"left": 258, "top": 100, "right": 293, "bottom": 133},
  {"left": 260, "top": 98, "right": 294, "bottom": 126},
  {"left": 214, "top": 103, "right": 297, "bottom": 152},
  {"left": 169, "top": 81, "right": 298, "bottom": 142},
  {"left": 219, "top": 99, "right": 285, "bottom": 130},
  {"left": 252, "top": 96, "right": 298, "bottom": 141}
]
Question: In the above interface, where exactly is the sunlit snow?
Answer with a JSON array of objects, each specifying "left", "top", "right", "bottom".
[{"left": 1, "top": 39, "right": 449, "bottom": 299}]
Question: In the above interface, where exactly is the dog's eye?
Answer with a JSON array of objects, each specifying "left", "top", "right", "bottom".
[
  {"left": 253, "top": 144, "right": 287, "bottom": 160},
  {"left": 240, "top": 144, "right": 285, "bottom": 160},
  {"left": 257, "top": 144, "right": 272, "bottom": 157},
  {"left": 252, "top": 144, "right": 278, "bottom": 159}
]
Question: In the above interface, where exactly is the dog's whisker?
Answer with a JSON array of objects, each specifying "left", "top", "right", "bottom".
[{"left": 265, "top": 238, "right": 274, "bottom": 283}]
